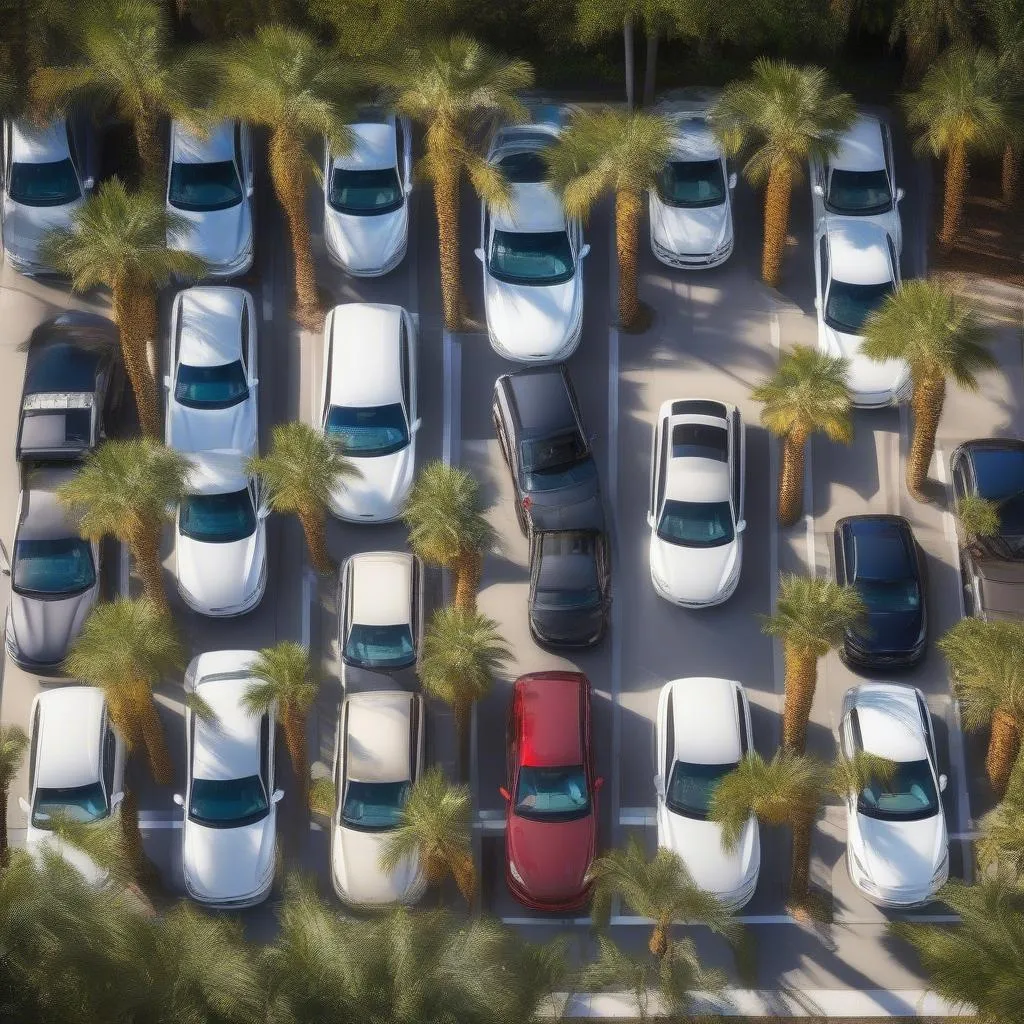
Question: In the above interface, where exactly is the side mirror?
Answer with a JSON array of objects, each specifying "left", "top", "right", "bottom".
[
  {"left": 813, "top": 297, "right": 821, "bottom": 311},
  {"left": 18, "top": 797, "right": 30, "bottom": 815},
  {"left": 579, "top": 243, "right": 591, "bottom": 259},
  {"left": 813, "top": 183, "right": 825, "bottom": 197},
  {"left": 246, "top": 178, "right": 255, "bottom": 198},
  {"left": 258, "top": 504, "right": 271, "bottom": 521},
  {"left": 410, "top": 417, "right": 423, "bottom": 433},
  {"left": 653, "top": 774, "right": 665, "bottom": 797},
  {"left": 172, "top": 793, "right": 184, "bottom": 807},
  {"left": 728, "top": 172, "right": 737, "bottom": 190},
  {"left": 250, "top": 377, "right": 259, "bottom": 387},
  {"left": 474, "top": 247, "right": 485, "bottom": 262},
  {"left": 110, "top": 791, "right": 125, "bottom": 810},
  {"left": 272, "top": 789, "right": 285, "bottom": 803},
  {"left": 895, "top": 187, "right": 905, "bottom": 203},
  {"left": 594, "top": 776, "right": 605, "bottom": 791},
  {"left": 82, "top": 176, "right": 95, "bottom": 191},
  {"left": 736, "top": 519, "right": 747, "bottom": 533},
  {"left": 646, "top": 511, "right": 655, "bottom": 529},
  {"left": 498, "top": 786, "right": 511, "bottom": 801},
  {"left": 163, "top": 374, "right": 172, "bottom": 389},
  {"left": 404, "top": 181, "right": 413, "bottom": 196},
  {"left": 938, "top": 773, "right": 948, "bottom": 792}
]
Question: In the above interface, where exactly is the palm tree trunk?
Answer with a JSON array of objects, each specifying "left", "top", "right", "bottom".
[
  {"left": 778, "top": 429, "right": 808, "bottom": 527},
  {"left": 939, "top": 141, "right": 968, "bottom": 250},
  {"left": 269, "top": 127, "right": 321, "bottom": 331},
  {"left": 452, "top": 850, "right": 476, "bottom": 904},
  {"left": 648, "top": 912, "right": 671, "bottom": 959},
  {"left": 907, "top": 373, "right": 945, "bottom": 498},
  {"left": 119, "top": 789, "right": 161, "bottom": 899},
  {"left": 111, "top": 285, "right": 160, "bottom": 437},
  {"left": 642, "top": 27, "right": 659, "bottom": 107},
  {"left": 987, "top": 710, "right": 1021, "bottom": 797},
  {"left": 788, "top": 813, "right": 814, "bottom": 906},
  {"left": 296, "top": 507, "right": 334, "bottom": 575},
  {"left": 130, "top": 685, "right": 173, "bottom": 787},
  {"left": 623, "top": 15, "right": 635, "bottom": 111},
  {"left": 762, "top": 165, "right": 792, "bottom": 287},
  {"left": 134, "top": 108, "right": 164, "bottom": 186},
  {"left": 782, "top": 645, "right": 818, "bottom": 754},
  {"left": 429, "top": 124, "right": 464, "bottom": 331},
  {"left": 615, "top": 187, "right": 643, "bottom": 329},
  {"left": 0, "top": 788, "right": 10, "bottom": 869},
  {"left": 129, "top": 523, "right": 168, "bottom": 613},
  {"left": 282, "top": 709, "right": 309, "bottom": 800},
  {"left": 453, "top": 548, "right": 482, "bottom": 613},
  {"left": 1002, "top": 145, "right": 1019, "bottom": 206}
]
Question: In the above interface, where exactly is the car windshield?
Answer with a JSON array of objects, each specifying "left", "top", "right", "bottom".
[
  {"left": 515, "top": 765, "right": 590, "bottom": 821},
  {"left": 536, "top": 585, "right": 601, "bottom": 610},
  {"left": 666, "top": 760, "right": 738, "bottom": 820},
  {"left": 9, "top": 159, "right": 80, "bottom": 207},
  {"left": 856, "top": 578, "right": 921, "bottom": 613},
  {"left": 858, "top": 758, "right": 939, "bottom": 822},
  {"left": 180, "top": 489, "right": 256, "bottom": 544},
  {"left": 328, "top": 167, "right": 403, "bottom": 215},
  {"left": 13, "top": 538, "right": 95, "bottom": 596},
  {"left": 657, "top": 500, "right": 734, "bottom": 548},
  {"left": 344, "top": 623, "right": 415, "bottom": 668},
  {"left": 33, "top": 782, "right": 107, "bottom": 829},
  {"left": 972, "top": 449, "right": 1024, "bottom": 536},
  {"left": 525, "top": 457, "right": 597, "bottom": 493},
  {"left": 497, "top": 151, "right": 548, "bottom": 183},
  {"left": 656, "top": 159, "right": 726, "bottom": 208},
  {"left": 189, "top": 775, "right": 268, "bottom": 828},
  {"left": 827, "top": 169, "right": 892, "bottom": 215},
  {"left": 341, "top": 780, "right": 410, "bottom": 831},
  {"left": 489, "top": 230, "right": 575, "bottom": 286},
  {"left": 168, "top": 160, "right": 243, "bottom": 212},
  {"left": 174, "top": 361, "right": 249, "bottom": 410},
  {"left": 825, "top": 280, "right": 893, "bottom": 335},
  {"left": 326, "top": 404, "right": 409, "bottom": 457},
  {"left": 521, "top": 433, "right": 586, "bottom": 474}
]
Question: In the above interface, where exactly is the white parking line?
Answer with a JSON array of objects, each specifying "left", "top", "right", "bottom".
[
  {"left": 119, "top": 543, "right": 130, "bottom": 598},
  {"left": 301, "top": 569, "right": 314, "bottom": 651},
  {"left": 442, "top": 330, "right": 461, "bottom": 467}
]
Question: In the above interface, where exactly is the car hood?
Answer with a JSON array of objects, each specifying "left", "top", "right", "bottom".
[
  {"left": 168, "top": 203, "right": 252, "bottom": 269},
  {"left": 507, "top": 812, "right": 595, "bottom": 902},
  {"left": 183, "top": 813, "right": 276, "bottom": 902},
  {"left": 650, "top": 536, "right": 739, "bottom": 603},
  {"left": 26, "top": 826, "right": 109, "bottom": 887},
  {"left": 332, "top": 825, "right": 423, "bottom": 905},
  {"left": 176, "top": 527, "right": 264, "bottom": 611},
  {"left": 525, "top": 480, "right": 603, "bottom": 534},
  {"left": 485, "top": 276, "right": 580, "bottom": 359},
  {"left": 325, "top": 205, "right": 407, "bottom": 272},
  {"left": 659, "top": 810, "right": 758, "bottom": 898},
  {"left": 821, "top": 325, "right": 908, "bottom": 401},
  {"left": 3, "top": 195, "right": 82, "bottom": 265},
  {"left": 10, "top": 586, "right": 97, "bottom": 666},
  {"left": 330, "top": 444, "right": 414, "bottom": 521},
  {"left": 168, "top": 400, "right": 257, "bottom": 457},
  {"left": 852, "top": 811, "right": 947, "bottom": 891},
  {"left": 650, "top": 199, "right": 731, "bottom": 256},
  {"left": 849, "top": 608, "right": 923, "bottom": 654}
]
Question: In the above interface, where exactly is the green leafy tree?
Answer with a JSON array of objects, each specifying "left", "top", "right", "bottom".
[
  {"left": 309, "top": 0, "right": 458, "bottom": 59},
  {"left": 977, "top": 756, "right": 1024, "bottom": 876},
  {"left": 861, "top": 280, "right": 994, "bottom": 497},
  {"left": 0, "top": 725, "right": 28, "bottom": 868},
  {"left": 175, "top": 0, "right": 309, "bottom": 40},
  {"left": 752, "top": 345, "right": 852, "bottom": 527},
  {"left": 981, "top": 0, "right": 1024, "bottom": 202}
]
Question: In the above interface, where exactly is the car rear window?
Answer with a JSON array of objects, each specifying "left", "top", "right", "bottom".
[{"left": 671, "top": 423, "right": 727, "bottom": 461}]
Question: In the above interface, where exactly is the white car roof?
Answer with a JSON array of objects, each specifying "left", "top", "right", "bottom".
[
  {"left": 192, "top": 652, "right": 262, "bottom": 781},
  {"left": 34, "top": 687, "right": 105, "bottom": 789},
  {"left": 830, "top": 116, "right": 886, "bottom": 173},
  {"left": 185, "top": 450, "right": 250, "bottom": 495},
  {"left": 492, "top": 182, "right": 564, "bottom": 233},
  {"left": 327, "top": 303, "right": 404, "bottom": 408},
  {"left": 669, "top": 115, "right": 722, "bottom": 162},
  {"left": 171, "top": 119, "right": 235, "bottom": 165},
  {"left": 827, "top": 220, "right": 893, "bottom": 286},
  {"left": 176, "top": 286, "right": 246, "bottom": 367},
  {"left": 850, "top": 683, "right": 928, "bottom": 762},
  {"left": 344, "top": 691, "right": 415, "bottom": 784},
  {"left": 349, "top": 551, "right": 413, "bottom": 626},
  {"left": 11, "top": 118, "right": 69, "bottom": 164},
  {"left": 665, "top": 677, "right": 741, "bottom": 765},
  {"left": 333, "top": 122, "right": 396, "bottom": 172},
  {"left": 664, "top": 414, "right": 731, "bottom": 504}
]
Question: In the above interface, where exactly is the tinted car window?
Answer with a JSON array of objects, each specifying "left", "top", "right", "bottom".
[
  {"left": 857, "top": 759, "right": 938, "bottom": 821},
  {"left": 972, "top": 448, "right": 1024, "bottom": 535},
  {"left": 514, "top": 765, "right": 590, "bottom": 821},
  {"left": 179, "top": 489, "right": 257, "bottom": 544},
  {"left": 489, "top": 230, "right": 574, "bottom": 286},
  {"left": 826, "top": 169, "right": 893, "bottom": 215},
  {"left": 825, "top": 280, "right": 893, "bottom": 334},
  {"left": 9, "top": 159, "right": 80, "bottom": 206},
  {"left": 657, "top": 500, "right": 734, "bottom": 548},
  {"left": 326, "top": 404, "right": 409, "bottom": 456},
  {"left": 521, "top": 432, "right": 586, "bottom": 473},
  {"left": 175, "top": 361, "right": 249, "bottom": 409},
  {"left": 189, "top": 775, "right": 268, "bottom": 828},
  {"left": 656, "top": 159, "right": 726, "bottom": 208},
  {"left": 344, "top": 623, "right": 415, "bottom": 668},
  {"left": 169, "top": 160, "right": 243, "bottom": 212},
  {"left": 342, "top": 780, "right": 410, "bottom": 830},
  {"left": 666, "top": 760, "right": 737, "bottom": 820},
  {"left": 329, "top": 167, "right": 403, "bottom": 215},
  {"left": 497, "top": 151, "right": 548, "bottom": 183},
  {"left": 14, "top": 538, "right": 95, "bottom": 595},
  {"left": 25, "top": 344, "right": 100, "bottom": 394},
  {"left": 33, "top": 782, "right": 106, "bottom": 828}
]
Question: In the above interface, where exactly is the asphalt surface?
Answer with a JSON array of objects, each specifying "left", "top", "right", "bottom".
[{"left": 2, "top": 111, "right": 1022, "bottom": 1002}]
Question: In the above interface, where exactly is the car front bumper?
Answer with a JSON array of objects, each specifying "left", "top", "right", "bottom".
[
  {"left": 846, "top": 850, "right": 946, "bottom": 908},
  {"left": 325, "top": 231, "right": 408, "bottom": 278},
  {"left": 505, "top": 869, "right": 593, "bottom": 912},
  {"left": 650, "top": 234, "right": 734, "bottom": 270}
]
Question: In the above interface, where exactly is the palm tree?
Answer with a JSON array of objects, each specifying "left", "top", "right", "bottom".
[
  {"left": 248, "top": 422, "right": 359, "bottom": 575},
  {"left": 209, "top": 25, "right": 358, "bottom": 329},
  {"left": 377, "top": 35, "right": 533, "bottom": 330},
  {"left": 752, "top": 345, "right": 852, "bottom": 526},
  {"left": 861, "top": 280, "right": 995, "bottom": 498},
  {"left": 957, "top": 493, "right": 1001, "bottom": 552},
  {"left": 711, "top": 59, "right": 855, "bottom": 287},
  {"left": 588, "top": 836, "right": 739, "bottom": 959},
  {"left": 64, "top": 599, "right": 183, "bottom": 786},
  {"left": 243, "top": 642, "right": 318, "bottom": 801},
  {"left": 30, "top": 0, "right": 187, "bottom": 182},
  {"left": 902, "top": 46, "right": 1008, "bottom": 248},
  {"left": 977, "top": 757, "right": 1024, "bottom": 875},
  {"left": 38, "top": 181, "right": 205, "bottom": 437},
  {"left": 982, "top": 0, "right": 1024, "bottom": 203},
  {"left": 379, "top": 766, "right": 475, "bottom": 903},
  {"left": 889, "top": 0, "right": 971, "bottom": 81},
  {"left": 57, "top": 438, "right": 189, "bottom": 611},
  {"left": 890, "top": 874, "right": 1024, "bottom": 1023},
  {"left": 420, "top": 606, "right": 509, "bottom": 776},
  {"left": 938, "top": 618, "right": 1024, "bottom": 795},
  {"left": 546, "top": 108, "right": 673, "bottom": 330},
  {"left": 402, "top": 461, "right": 494, "bottom": 613},
  {"left": 0, "top": 725, "right": 28, "bottom": 868},
  {"left": 763, "top": 573, "right": 866, "bottom": 754}
]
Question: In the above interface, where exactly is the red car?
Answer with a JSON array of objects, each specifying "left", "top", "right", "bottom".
[{"left": 500, "top": 671, "right": 602, "bottom": 910}]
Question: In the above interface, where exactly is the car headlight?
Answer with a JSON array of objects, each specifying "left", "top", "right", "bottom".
[
  {"left": 849, "top": 847, "right": 868, "bottom": 878},
  {"left": 508, "top": 860, "right": 525, "bottom": 885},
  {"left": 930, "top": 853, "right": 949, "bottom": 885},
  {"left": 257, "top": 856, "right": 276, "bottom": 887}
]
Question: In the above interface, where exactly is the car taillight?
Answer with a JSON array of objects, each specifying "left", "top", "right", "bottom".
[{"left": 522, "top": 496, "right": 532, "bottom": 510}]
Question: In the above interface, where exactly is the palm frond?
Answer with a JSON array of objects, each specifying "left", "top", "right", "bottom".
[
  {"left": 761, "top": 573, "right": 866, "bottom": 657},
  {"left": 308, "top": 775, "right": 336, "bottom": 817},
  {"left": 957, "top": 494, "right": 1001, "bottom": 542},
  {"left": 0, "top": 725, "right": 28, "bottom": 791},
  {"left": 419, "top": 606, "right": 510, "bottom": 710},
  {"left": 245, "top": 642, "right": 318, "bottom": 718},
  {"left": 938, "top": 618, "right": 1024, "bottom": 729},
  {"left": 183, "top": 692, "right": 217, "bottom": 725}
]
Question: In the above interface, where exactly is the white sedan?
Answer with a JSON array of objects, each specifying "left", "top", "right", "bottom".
[
  {"left": 165, "top": 286, "right": 259, "bottom": 456},
  {"left": 323, "top": 110, "right": 411, "bottom": 276},
  {"left": 655, "top": 677, "right": 759, "bottom": 910},
  {"left": 840, "top": 683, "right": 949, "bottom": 907},
  {"left": 813, "top": 218, "right": 908, "bottom": 408},
  {"left": 476, "top": 112, "right": 589, "bottom": 362},
  {"left": 319, "top": 303, "right": 419, "bottom": 522},
  {"left": 647, "top": 399, "right": 745, "bottom": 606},
  {"left": 330, "top": 690, "right": 426, "bottom": 906},
  {"left": 650, "top": 108, "right": 736, "bottom": 269},
  {"left": 175, "top": 651, "right": 282, "bottom": 908},
  {"left": 175, "top": 451, "right": 268, "bottom": 617},
  {"left": 166, "top": 118, "right": 254, "bottom": 277}
]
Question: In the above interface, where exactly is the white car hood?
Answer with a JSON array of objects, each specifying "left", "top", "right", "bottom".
[
  {"left": 330, "top": 444, "right": 414, "bottom": 521},
  {"left": 821, "top": 324, "right": 908, "bottom": 400},
  {"left": 168, "top": 400, "right": 257, "bottom": 456},
  {"left": 852, "top": 811, "right": 946, "bottom": 891},
  {"left": 650, "top": 199, "right": 731, "bottom": 256},
  {"left": 26, "top": 826, "right": 109, "bottom": 887},
  {"left": 485, "top": 275, "right": 580, "bottom": 359},
  {"left": 332, "top": 825, "right": 423, "bottom": 905},
  {"left": 183, "top": 813, "right": 276, "bottom": 902},
  {"left": 651, "top": 535, "right": 739, "bottom": 604},
  {"left": 168, "top": 203, "right": 252, "bottom": 269},
  {"left": 325, "top": 206, "right": 407, "bottom": 272},
  {"left": 3, "top": 195, "right": 82, "bottom": 264},
  {"left": 10, "top": 585, "right": 97, "bottom": 666},
  {"left": 176, "top": 528, "right": 263, "bottom": 611},
  {"left": 659, "top": 810, "right": 758, "bottom": 897}
]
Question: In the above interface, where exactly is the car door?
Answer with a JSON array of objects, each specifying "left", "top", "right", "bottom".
[{"left": 506, "top": 690, "right": 521, "bottom": 810}]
